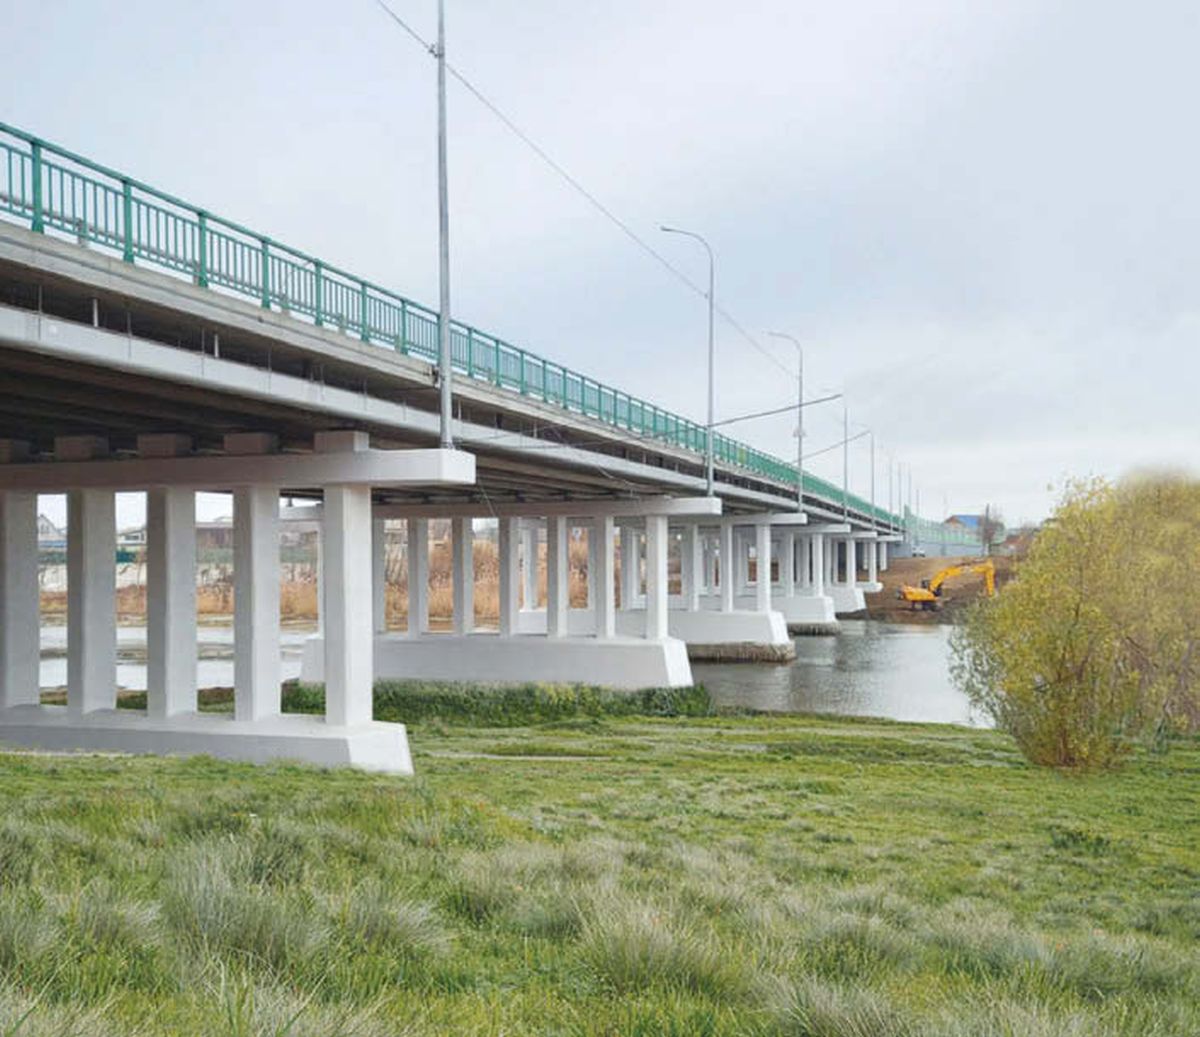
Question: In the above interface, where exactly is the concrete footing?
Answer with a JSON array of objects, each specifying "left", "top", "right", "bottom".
[
  {"left": 830, "top": 585, "right": 868, "bottom": 615},
  {"left": 300, "top": 633, "right": 695, "bottom": 690},
  {"left": 0, "top": 704, "right": 413, "bottom": 774}
]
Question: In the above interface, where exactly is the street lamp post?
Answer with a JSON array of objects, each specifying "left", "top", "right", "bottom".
[
  {"left": 435, "top": 0, "right": 453, "bottom": 448},
  {"left": 842, "top": 400, "right": 849, "bottom": 520},
  {"left": 661, "top": 225, "right": 715, "bottom": 496},
  {"left": 767, "top": 331, "right": 804, "bottom": 514}
]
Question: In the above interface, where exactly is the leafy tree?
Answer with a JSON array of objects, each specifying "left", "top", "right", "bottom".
[{"left": 951, "top": 476, "right": 1199, "bottom": 768}]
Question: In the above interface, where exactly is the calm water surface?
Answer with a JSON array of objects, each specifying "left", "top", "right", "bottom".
[
  {"left": 693, "top": 619, "right": 982, "bottom": 726},
  {"left": 40, "top": 618, "right": 979, "bottom": 726}
]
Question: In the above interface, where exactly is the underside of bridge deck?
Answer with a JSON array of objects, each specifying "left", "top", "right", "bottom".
[{"left": 0, "top": 226, "right": 886, "bottom": 524}]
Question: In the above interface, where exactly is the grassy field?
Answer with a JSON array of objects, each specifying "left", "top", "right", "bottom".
[{"left": 0, "top": 694, "right": 1196, "bottom": 1036}]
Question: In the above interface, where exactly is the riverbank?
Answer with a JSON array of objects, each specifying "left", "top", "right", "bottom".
[{"left": 0, "top": 705, "right": 1194, "bottom": 1035}]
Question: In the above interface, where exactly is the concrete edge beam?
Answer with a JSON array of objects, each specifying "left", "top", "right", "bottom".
[{"left": 0, "top": 448, "right": 476, "bottom": 492}]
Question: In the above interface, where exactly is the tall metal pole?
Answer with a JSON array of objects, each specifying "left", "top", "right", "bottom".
[
  {"left": 869, "top": 431, "right": 876, "bottom": 530},
  {"left": 768, "top": 331, "right": 804, "bottom": 513},
  {"left": 436, "top": 0, "right": 453, "bottom": 448},
  {"left": 661, "top": 226, "right": 715, "bottom": 496},
  {"left": 842, "top": 400, "right": 849, "bottom": 520}
]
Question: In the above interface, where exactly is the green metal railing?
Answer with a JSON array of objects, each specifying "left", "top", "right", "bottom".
[{"left": 0, "top": 122, "right": 975, "bottom": 541}]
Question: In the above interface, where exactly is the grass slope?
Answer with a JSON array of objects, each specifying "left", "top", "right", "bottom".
[{"left": 0, "top": 705, "right": 1195, "bottom": 1035}]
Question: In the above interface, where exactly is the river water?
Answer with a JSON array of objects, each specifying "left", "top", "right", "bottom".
[{"left": 39, "top": 619, "right": 979, "bottom": 727}]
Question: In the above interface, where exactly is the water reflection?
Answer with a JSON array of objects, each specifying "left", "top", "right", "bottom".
[{"left": 693, "top": 619, "right": 983, "bottom": 726}]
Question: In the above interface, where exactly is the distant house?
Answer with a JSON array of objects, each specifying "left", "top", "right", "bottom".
[
  {"left": 118, "top": 525, "right": 147, "bottom": 549},
  {"left": 944, "top": 514, "right": 983, "bottom": 531},
  {"left": 37, "top": 514, "right": 65, "bottom": 549}
]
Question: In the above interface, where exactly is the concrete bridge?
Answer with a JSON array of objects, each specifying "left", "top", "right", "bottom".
[{"left": 0, "top": 124, "right": 981, "bottom": 772}]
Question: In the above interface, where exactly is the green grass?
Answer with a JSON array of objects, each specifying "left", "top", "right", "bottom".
[{"left": 0, "top": 700, "right": 1195, "bottom": 1035}]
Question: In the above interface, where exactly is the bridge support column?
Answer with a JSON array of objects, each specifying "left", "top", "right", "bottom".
[
  {"left": 868, "top": 537, "right": 878, "bottom": 585},
  {"left": 618, "top": 524, "right": 637, "bottom": 610},
  {"left": 498, "top": 517, "right": 520, "bottom": 637},
  {"left": 719, "top": 523, "right": 734, "bottom": 612},
  {"left": 452, "top": 516, "right": 474, "bottom": 635},
  {"left": 146, "top": 486, "right": 196, "bottom": 719},
  {"left": 407, "top": 518, "right": 429, "bottom": 636},
  {"left": 67, "top": 488, "right": 117, "bottom": 716},
  {"left": 323, "top": 484, "right": 374, "bottom": 727},
  {"left": 546, "top": 516, "right": 568, "bottom": 638},
  {"left": 879, "top": 541, "right": 889, "bottom": 572},
  {"left": 681, "top": 524, "right": 701, "bottom": 611},
  {"left": 372, "top": 518, "right": 387, "bottom": 634},
  {"left": 233, "top": 485, "right": 280, "bottom": 722},
  {"left": 0, "top": 489, "right": 39, "bottom": 708},
  {"left": 754, "top": 521, "right": 772, "bottom": 613},
  {"left": 594, "top": 516, "right": 615, "bottom": 639},
  {"left": 780, "top": 530, "right": 795, "bottom": 600},
  {"left": 522, "top": 524, "right": 539, "bottom": 609},
  {"left": 645, "top": 515, "right": 669, "bottom": 641}
]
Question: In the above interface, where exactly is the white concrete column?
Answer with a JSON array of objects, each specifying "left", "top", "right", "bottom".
[
  {"left": 755, "top": 522, "right": 772, "bottom": 613},
  {"left": 645, "top": 515, "right": 669, "bottom": 640},
  {"left": 546, "top": 516, "right": 568, "bottom": 637},
  {"left": 843, "top": 538, "right": 854, "bottom": 585},
  {"left": 868, "top": 538, "right": 878, "bottom": 584},
  {"left": 618, "top": 524, "right": 635, "bottom": 610},
  {"left": 0, "top": 491, "right": 39, "bottom": 708},
  {"left": 452, "top": 516, "right": 474, "bottom": 635},
  {"left": 880, "top": 541, "right": 889, "bottom": 572},
  {"left": 814, "top": 535, "right": 826, "bottom": 597},
  {"left": 594, "top": 515, "right": 616, "bottom": 639},
  {"left": 146, "top": 487, "right": 196, "bottom": 719},
  {"left": 586, "top": 522, "right": 598, "bottom": 611},
  {"left": 521, "top": 524, "right": 538, "bottom": 609},
  {"left": 315, "top": 525, "right": 325, "bottom": 635},
  {"left": 66, "top": 489, "right": 117, "bottom": 716},
  {"left": 372, "top": 517, "right": 387, "bottom": 633},
  {"left": 780, "top": 531, "right": 795, "bottom": 599},
  {"left": 323, "top": 484, "right": 373, "bottom": 727},
  {"left": 233, "top": 485, "right": 280, "bottom": 722},
  {"left": 719, "top": 522, "right": 735, "bottom": 612},
  {"left": 407, "top": 518, "right": 429, "bottom": 636},
  {"left": 498, "top": 517, "right": 520, "bottom": 636},
  {"left": 681, "top": 523, "right": 701, "bottom": 611}
]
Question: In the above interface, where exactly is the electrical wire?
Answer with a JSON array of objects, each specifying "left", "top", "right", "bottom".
[{"left": 371, "top": 0, "right": 794, "bottom": 378}]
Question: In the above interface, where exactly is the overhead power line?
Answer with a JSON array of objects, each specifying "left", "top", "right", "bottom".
[
  {"left": 371, "top": 0, "right": 794, "bottom": 378},
  {"left": 709, "top": 392, "right": 842, "bottom": 429}
]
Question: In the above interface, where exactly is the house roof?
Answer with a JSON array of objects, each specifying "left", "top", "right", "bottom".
[{"left": 945, "top": 514, "right": 983, "bottom": 529}]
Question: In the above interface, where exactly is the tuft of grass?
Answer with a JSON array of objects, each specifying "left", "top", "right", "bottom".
[
  {"left": 769, "top": 975, "right": 913, "bottom": 1037},
  {"left": 337, "top": 880, "right": 450, "bottom": 958},
  {"left": 578, "top": 899, "right": 752, "bottom": 998},
  {"left": 161, "top": 841, "right": 327, "bottom": 974}
]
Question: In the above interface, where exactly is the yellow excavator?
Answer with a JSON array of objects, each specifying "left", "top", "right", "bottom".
[{"left": 898, "top": 559, "right": 995, "bottom": 610}]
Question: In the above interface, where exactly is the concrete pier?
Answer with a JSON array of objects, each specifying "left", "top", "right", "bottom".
[{"left": 0, "top": 434, "right": 475, "bottom": 773}]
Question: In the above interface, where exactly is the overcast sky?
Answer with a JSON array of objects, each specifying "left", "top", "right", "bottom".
[{"left": 7, "top": 0, "right": 1198, "bottom": 525}]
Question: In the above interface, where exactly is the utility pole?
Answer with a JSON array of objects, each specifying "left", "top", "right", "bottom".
[
  {"left": 767, "top": 331, "right": 804, "bottom": 513},
  {"left": 842, "top": 400, "right": 849, "bottom": 520},
  {"left": 869, "top": 431, "right": 876, "bottom": 530},
  {"left": 661, "top": 226, "right": 715, "bottom": 496},
  {"left": 436, "top": 0, "right": 453, "bottom": 448}
]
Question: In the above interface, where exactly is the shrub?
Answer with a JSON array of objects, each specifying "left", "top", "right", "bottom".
[
  {"left": 951, "top": 476, "right": 1200, "bottom": 767},
  {"left": 283, "top": 679, "right": 712, "bottom": 727}
]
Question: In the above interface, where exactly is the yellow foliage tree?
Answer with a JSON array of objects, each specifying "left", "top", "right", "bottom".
[{"left": 951, "top": 476, "right": 1200, "bottom": 768}]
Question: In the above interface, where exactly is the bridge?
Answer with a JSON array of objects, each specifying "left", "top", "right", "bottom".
[{"left": 0, "top": 123, "right": 980, "bottom": 772}]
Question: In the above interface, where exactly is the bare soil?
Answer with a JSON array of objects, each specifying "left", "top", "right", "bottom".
[{"left": 865, "top": 554, "right": 1016, "bottom": 623}]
